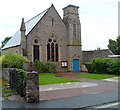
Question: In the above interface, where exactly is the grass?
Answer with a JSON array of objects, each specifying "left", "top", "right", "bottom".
[
  {"left": 39, "top": 73, "right": 80, "bottom": 85},
  {"left": 76, "top": 73, "right": 119, "bottom": 80},
  {"left": 0, "top": 77, "right": 16, "bottom": 98},
  {"left": 2, "top": 93, "right": 12, "bottom": 98}
]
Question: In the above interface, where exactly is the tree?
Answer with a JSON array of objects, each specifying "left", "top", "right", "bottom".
[
  {"left": 1, "top": 37, "right": 11, "bottom": 48},
  {"left": 108, "top": 36, "right": 120, "bottom": 55}
]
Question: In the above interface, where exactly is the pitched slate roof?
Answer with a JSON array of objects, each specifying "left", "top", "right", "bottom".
[{"left": 2, "top": 8, "right": 49, "bottom": 50}]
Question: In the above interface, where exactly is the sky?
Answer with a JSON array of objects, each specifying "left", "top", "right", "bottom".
[{"left": 0, "top": 0, "right": 119, "bottom": 50}]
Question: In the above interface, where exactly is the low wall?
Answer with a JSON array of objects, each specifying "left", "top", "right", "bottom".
[
  {"left": 82, "top": 49, "right": 113, "bottom": 63},
  {"left": 2, "top": 68, "right": 13, "bottom": 82}
]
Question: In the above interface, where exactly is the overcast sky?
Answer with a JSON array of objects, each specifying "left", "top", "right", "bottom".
[{"left": 0, "top": 0, "right": 118, "bottom": 50}]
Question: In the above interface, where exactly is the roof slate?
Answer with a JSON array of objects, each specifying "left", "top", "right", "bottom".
[{"left": 2, "top": 8, "right": 49, "bottom": 50}]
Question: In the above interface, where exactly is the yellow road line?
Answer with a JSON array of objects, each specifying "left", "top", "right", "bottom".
[{"left": 96, "top": 102, "right": 120, "bottom": 109}]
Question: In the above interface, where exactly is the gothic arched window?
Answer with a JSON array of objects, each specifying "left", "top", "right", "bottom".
[
  {"left": 33, "top": 39, "right": 39, "bottom": 62},
  {"left": 47, "top": 36, "right": 59, "bottom": 62},
  {"left": 55, "top": 43, "right": 58, "bottom": 61},
  {"left": 47, "top": 43, "right": 50, "bottom": 61},
  {"left": 51, "top": 42, "right": 54, "bottom": 61}
]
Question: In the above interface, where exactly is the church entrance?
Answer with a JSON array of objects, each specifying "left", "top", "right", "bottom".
[
  {"left": 33, "top": 45, "right": 39, "bottom": 62},
  {"left": 73, "top": 59, "right": 79, "bottom": 71}
]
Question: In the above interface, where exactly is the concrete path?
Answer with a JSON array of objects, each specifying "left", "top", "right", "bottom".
[
  {"left": 102, "top": 77, "right": 119, "bottom": 82},
  {"left": 40, "top": 82, "right": 98, "bottom": 91}
]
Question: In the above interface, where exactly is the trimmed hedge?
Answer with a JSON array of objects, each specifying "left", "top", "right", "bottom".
[
  {"left": 34, "top": 60, "right": 56, "bottom": 73},
  {"left": 1, "top": 52, "right": 28, "bottom": 69},
  {"left": 85, "top": 58, "right": 120, "bottom": 75}
]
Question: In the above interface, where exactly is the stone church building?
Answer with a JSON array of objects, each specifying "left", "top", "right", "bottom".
[
  {"left": 2, "top": 4, "right": 113, "bottom": 72},
  {"left": 2, "top": 4, "right": 82, "bottom": 71}
]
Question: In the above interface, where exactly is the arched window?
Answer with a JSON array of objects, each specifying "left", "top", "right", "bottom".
[
  {"left": 55, "top": 43, "right": 58, "bottom": 61},
  {"left": 47, "top": 43, "right": 50, "bottom": 61},
  {"left": 73, "top": 21, "right": 76, "bottom": 37},
  {"left": 47, "top": 37, "right": 59, "bottom": 62},
  {"left": 51, "top": 42, "right": 54, "bottom": 61},
  {"left": 33, "top": 39, "right": 39, "bottom": 62}
]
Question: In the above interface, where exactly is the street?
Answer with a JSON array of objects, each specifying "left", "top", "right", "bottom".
[{"left": 1, "top": 91, "right": 118, "bottom": 109}]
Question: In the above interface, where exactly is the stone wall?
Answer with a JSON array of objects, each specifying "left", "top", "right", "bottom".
[
  {"left": 25, "top": 71, "right": 39, "bottom": 103},
  {"left": 82, "top": 49, "right": 114, "bottom": 63},
  {"left": 2, "top": 68, "right": 13, "bottom": 82},
  {"left": 2, "top": 46, "right": 20, "bottom": 55}
]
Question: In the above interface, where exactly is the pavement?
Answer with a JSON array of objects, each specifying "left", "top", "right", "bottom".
[{"left": 1, "top": 72, "right": 120, "bottom": 109}]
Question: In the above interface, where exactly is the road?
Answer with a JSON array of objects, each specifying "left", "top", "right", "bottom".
[{"left": 1, "top": 91, "right": 119, "bottom": 109}]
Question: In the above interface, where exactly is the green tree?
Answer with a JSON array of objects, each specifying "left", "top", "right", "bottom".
[
  {"left": 108, "top": 36, "right": 120, "bottom": 55},
  {"left": 1, "top": 37, "right": 11, "bottom": 48}
]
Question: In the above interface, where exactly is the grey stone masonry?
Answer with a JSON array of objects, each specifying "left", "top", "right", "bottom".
[
  {"left": 25, "top": 71, "right": 39, "bottom": 103},
  {"left": 2, "top": 68, "right": 13, "bottom": 82}
]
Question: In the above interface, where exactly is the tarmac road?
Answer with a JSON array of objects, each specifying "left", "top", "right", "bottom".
[{"left": 1, "top": 90, "right": 118, "bottom": 109}]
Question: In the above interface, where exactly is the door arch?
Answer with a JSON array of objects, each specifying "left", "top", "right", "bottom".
[{"left": 73, "top": 59, "right": 79, "bottom": 71}]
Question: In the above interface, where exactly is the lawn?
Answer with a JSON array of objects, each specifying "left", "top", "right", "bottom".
[
  {"left": 76, "top": 73, "right": 119, "bottom": 80},
  {"left": 39, "top": 73, "right": 80, "bottom": 85}
]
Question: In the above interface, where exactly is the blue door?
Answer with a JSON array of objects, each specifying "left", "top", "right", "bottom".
[{"left": 73, "top": 59, "right": 79, "bottom": 71}]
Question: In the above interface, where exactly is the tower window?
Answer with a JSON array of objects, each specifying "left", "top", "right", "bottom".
[{"left": 73, "top": 21, "right": 76, "bottom": 37}]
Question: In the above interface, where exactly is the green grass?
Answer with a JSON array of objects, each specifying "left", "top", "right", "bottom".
[
  {"left": 2, "top": 93, "right": 12, "bottom": 98},
  {"left": 76, "top": 73, "right": 119, "bottom": 80},
  {"left": 39, "top": 73, "right": 80, "bottom": 85}
]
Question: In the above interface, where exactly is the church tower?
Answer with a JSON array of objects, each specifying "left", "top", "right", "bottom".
[{"left": 63, "top": 5, "right": 82, "bottom": 71}]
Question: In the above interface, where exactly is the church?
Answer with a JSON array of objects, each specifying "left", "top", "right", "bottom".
[{"left": 2, "top": 4, "right": 82, "bottom": 72}]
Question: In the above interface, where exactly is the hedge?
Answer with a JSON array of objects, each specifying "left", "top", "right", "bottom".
[{"left": 85, "top": 58, "right": 120, "bottom": 75}]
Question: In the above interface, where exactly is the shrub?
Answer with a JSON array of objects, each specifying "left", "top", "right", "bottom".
[
  {"left": 34, "top": 60, "right": 45, "bottom": 73},
  {"left": 85, "top": 62, "right": 93, "bottom": 73},
  {"left": 85, "top": 58, "right": 120, "bottom": 75},
  {"left": 92, "top": 58, "right": 111, "bottom": 74},
  {"left": 107, "top": 59, "right": 120, "bottom": 75},
  {"left": 9, "top": 68, "right": 27, "bottom": 96},
  {"left": 1, "top": 51, "right": 28, "bottom": 69},
  {"left": 34, "top": 60, "right": 56, "bottom": 73},
  {"left": 44, "top": 62, "right": 56, "bottom": 73}
]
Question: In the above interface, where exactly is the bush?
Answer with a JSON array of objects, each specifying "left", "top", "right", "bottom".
[
  {"left": 107, "top": 59, "right": 120, "bottom": 75},
  {"left": 1, "top": 51, "right": 28, "bottom": 69},
  {"left": 9, "top": 68, "right": 27, "bottom": 96},
  {"left": 34, "top": 60, "right": 56, "bottom": 73},
  {"left": 45, "top": 62, "right": 56, "bottom": 73},
  {"left": 85, "top": 58, "right": 120, "bottom": 75},
  {"left": 85, "top": 62, "right": 93, "bottom": 73},
  {"left": 92, "top": 58, "right": 111, "bottom": 74},
  {"left": 34, "top": 60, "right": 45, "bottom": 73}
]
